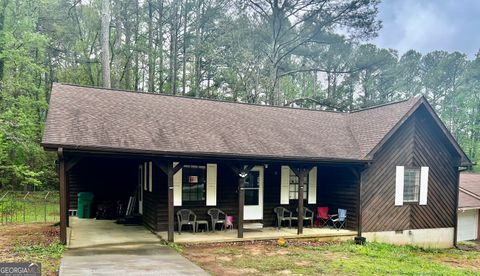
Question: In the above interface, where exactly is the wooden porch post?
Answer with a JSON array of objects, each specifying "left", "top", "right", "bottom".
[
  {"left": 297, "top": 169, "right": 306, "bottom": 235},
  {"left": 167, "top": 162, "right": 174, "bottom": 242},
  {"left": 155, "top": 161, "right": 182, "bottom": 243},
  {"left": 291, "top": 166, "right": 311, "bottom": 235},
  {"left": 227, "top": 164, "right": 255, "bottom": 239},
  {"left": 356, "top": 168, "right": 362, "bottom": 238},
  {"left": 64, "top": 157, "right": 81, "bottom": 228},
  {"left": 58, "top": 148, "right": 67, "bottom": 245},
  {"left": 350, "top": 165, "right": 367, "bottom": 245},
  {"left": 238, "top": 174, "right": 246, "bottom": 238}
]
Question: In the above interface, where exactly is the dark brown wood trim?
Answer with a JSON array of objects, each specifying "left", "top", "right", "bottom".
[
  {"left": 238, "top": 176, "right": 245, "bottom": 238},
  {"left": 41, "top": 143, "right": 370, "bottom": 165},
  {"left": 365, "top": 97, "right": 423, "bottom": 160},
  {"left": 166, "top": 162, "right": 183, "bottom": 242},
  {"left": 297, "top": 170, "right": 305, "bottom": 235},
  {"left": 365, "top": 97, "right": 472, "bottom": 167},
  {"left": 58, "top": 148, "right": 67, "bottom": 245},
  {"left": 227, "top": 164, "right": 256, "bottom": 238},
  {"left": 290, "top": 166, "right": 313, "bottom": 235},
  {"left": 167, "top": 163, "right": 174, "bottom": 242}
]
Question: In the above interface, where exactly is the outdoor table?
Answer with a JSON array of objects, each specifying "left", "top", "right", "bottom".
[{"left": 196, "top": 220, "right": 209, "bottom": 232}]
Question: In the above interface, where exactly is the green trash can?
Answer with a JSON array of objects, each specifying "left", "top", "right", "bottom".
[{"left": 77, "top": 192, "right": 94, "bottom": 218}]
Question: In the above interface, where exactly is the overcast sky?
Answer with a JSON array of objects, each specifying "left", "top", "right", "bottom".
[{"left": 372, "top": 0, "right": 480, "bottom": 59}]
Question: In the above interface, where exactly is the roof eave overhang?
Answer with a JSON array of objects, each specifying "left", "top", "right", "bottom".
[
  {"left": 41, "top": 142, "right": 370, "bottom": 165},
  {"left": 365, "top": 97, "right": 474, "bottom": 167}
]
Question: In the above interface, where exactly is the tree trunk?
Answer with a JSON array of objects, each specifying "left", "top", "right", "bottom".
[
  {"left": 123, "top": 0, "right": 133, "bottom": 90},
  {"left": 100, "top": 0, "right": 111, "bottom": 88},
  {"left": 181, "top": 0, "right": 188, "bottom": 95},
  {"left": 147, "top": 0, "right": 155, "bottom": 92},
  {"left": 0, "top": 0, "right": 8, "bottom": 84},
  {"left": 193, "top": 0, "right": 202, "bottom": 97},
  {"left": 169, "top": 1, "right": 179, "bottom": 95},
  {"left": 133, "top": 0, "right": 140, "bottom": 90}
]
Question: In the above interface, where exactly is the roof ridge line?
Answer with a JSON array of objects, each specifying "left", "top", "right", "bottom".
[
  {"left": 54, "top": 82, "right": 346, "bottom": 114},
  {"left": 349, "top": 96, "right": 421, "bottom": 113}
]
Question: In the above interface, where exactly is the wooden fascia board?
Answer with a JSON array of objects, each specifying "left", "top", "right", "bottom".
[
  {"left": 365, "top": 96, "right": 473, "bottom": 167},
  {"left": 42, "top": 143, "right": 370, "bottom": 165}
]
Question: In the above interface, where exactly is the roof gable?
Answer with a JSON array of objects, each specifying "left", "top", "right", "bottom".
[{"left": 355, "top": 96, "right": 472, "bottom": 167}]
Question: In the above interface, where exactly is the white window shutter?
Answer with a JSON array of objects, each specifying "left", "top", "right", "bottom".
[
  {"left": 280, "top": 166, "right": 290, "bottom": 204},
  {"left": 395, "top": 166, "right": 404, "bottom": 206},
  {"left": 308, "top": 166, "right": 317, "bottom": 204},
  {"left": 148, "top": 161, "right": 153, "bottom": 192},
  {"left": 144, "top": 162, "right": 148, "bottom": 191},
  {"left": 173, "top": 162, "right": 182, "bottom": 206},
  {"left": 419, "top": 166, "right": 429, "bottom": 205},
  {"left": 206, "top": 163, "right": 217, "bottom": 206}
]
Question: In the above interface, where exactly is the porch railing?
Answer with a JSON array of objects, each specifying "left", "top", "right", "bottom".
[{"left": 0, "top": 190, "right": 60, "bottom": 224}]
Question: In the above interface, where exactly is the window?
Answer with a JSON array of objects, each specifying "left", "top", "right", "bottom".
[
  {"left": 245, "top": 171, "right": 260, "bottom": 205},
  {"left": 404, "top": 168, "right": 420, "bottom": 202},
  {"left": 182, "top": 165, "right": 206, "bottom": 202},
  {"left": 289, "top": 169, "right": 308, "bottom": 200}
]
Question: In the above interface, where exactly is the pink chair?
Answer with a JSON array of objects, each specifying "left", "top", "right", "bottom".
[
  {"left": 316, "top": 207, "right": 329, "bottom": 227},
  {"left": 225, "top": 215, "right": 234, "bottom": 230}
]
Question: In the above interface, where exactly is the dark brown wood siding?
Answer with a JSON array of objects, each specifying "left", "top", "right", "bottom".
[
  {"left": 66, "top": 157, "right": 360, "bottom": 232},
  {"left": 152, "top": 164, "right": 359, "bottom": 231},
  {"left": 318, "top": 167, "right": 359, "bottom": 230},
  {"left": 361, "top": 106, "right": 461, "bottom": 232},
  {"left": 67, "top": 157, "right": 139, "bottom": 215}
]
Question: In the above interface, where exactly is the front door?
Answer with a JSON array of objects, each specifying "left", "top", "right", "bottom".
[{"left": 244, "top": 166, "right": 264, "bottom": 220}]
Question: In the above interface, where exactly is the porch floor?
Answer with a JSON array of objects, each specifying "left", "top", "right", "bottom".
[{"left": 158, "top": 227, "right": 356, "bottom": 244}]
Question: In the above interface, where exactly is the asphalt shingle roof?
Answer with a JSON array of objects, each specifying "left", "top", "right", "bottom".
[
  {"left": 42, "top": 83, "right": 421, "bottom": 161},
  {"left": 459, "top": 173, "right": 480, "bottom": 209}
]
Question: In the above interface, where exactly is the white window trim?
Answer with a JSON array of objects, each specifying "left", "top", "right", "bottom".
[{"left": 395, "top": 165, "right": 429, "bottom": 206}]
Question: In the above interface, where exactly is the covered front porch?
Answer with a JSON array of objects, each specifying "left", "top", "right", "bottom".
[
  {"left": 57, "top": 151, "right": 367, "bottom": 244},
  {"left": 158, "top": 227, "right": 356, "bottom": 244}
]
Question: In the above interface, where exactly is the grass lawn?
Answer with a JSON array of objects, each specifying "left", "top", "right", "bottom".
[
  {"left": 0, "top": 224, "right": 64, "bottom": 276},
  {"left": 182, "top": 239, "right": 480, "bottom": 275},
  {"left": 0, "top": 191, "right": 59, "bottom": 224}
]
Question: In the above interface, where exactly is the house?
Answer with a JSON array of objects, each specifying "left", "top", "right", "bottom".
[
  {"left": 42, "top": 83, "right": 472, "bottom": 248},
  {"left": 458, "top": 173, "right": 480, "bottom": 241}
]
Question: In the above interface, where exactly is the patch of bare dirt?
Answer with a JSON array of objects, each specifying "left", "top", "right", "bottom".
[
  {"left": 182, "top": 239, "right": 341, "bottom": 275},
  {"left": 0, "top": 223, "right": 61, "bottom": 275}
]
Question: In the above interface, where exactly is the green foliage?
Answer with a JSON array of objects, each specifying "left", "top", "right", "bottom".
[
  {"left": 0, "top": 0, "right": 479, "bottom": 190},
  {"left": 14, "top": 242, "right": 65, "bottom": 259}
]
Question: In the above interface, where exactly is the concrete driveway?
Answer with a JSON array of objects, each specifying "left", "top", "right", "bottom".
[{"left": 60, "top": 218, "right": 207, "bottom": 275}]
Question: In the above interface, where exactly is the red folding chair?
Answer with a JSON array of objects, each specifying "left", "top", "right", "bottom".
[{"left": 316, "top": 207, "right": 329, "bottom": 227}]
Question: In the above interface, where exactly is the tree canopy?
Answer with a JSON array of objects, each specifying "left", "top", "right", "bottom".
[{"left": 0, "top": 0, "right": 479, "bottom": 190}]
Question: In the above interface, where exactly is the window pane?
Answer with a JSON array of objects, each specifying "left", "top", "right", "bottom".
[
  {"left": 404, "top": 169, "right": 420, "bottom": 202},
  {"left": 288, "top": 169, "right": 308, "bottom": 200},
  {"left": 245, "top": 172, "right": 259, "bottom": 188},
  {"left": 182, "top": 165, "right": 206, "bottom": 202},
  {"left": 244, "top": 171, "right": 259, "bottom": 205},
  {"left": 245, "top": 190, "right": 259, "bottom": 205}
]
